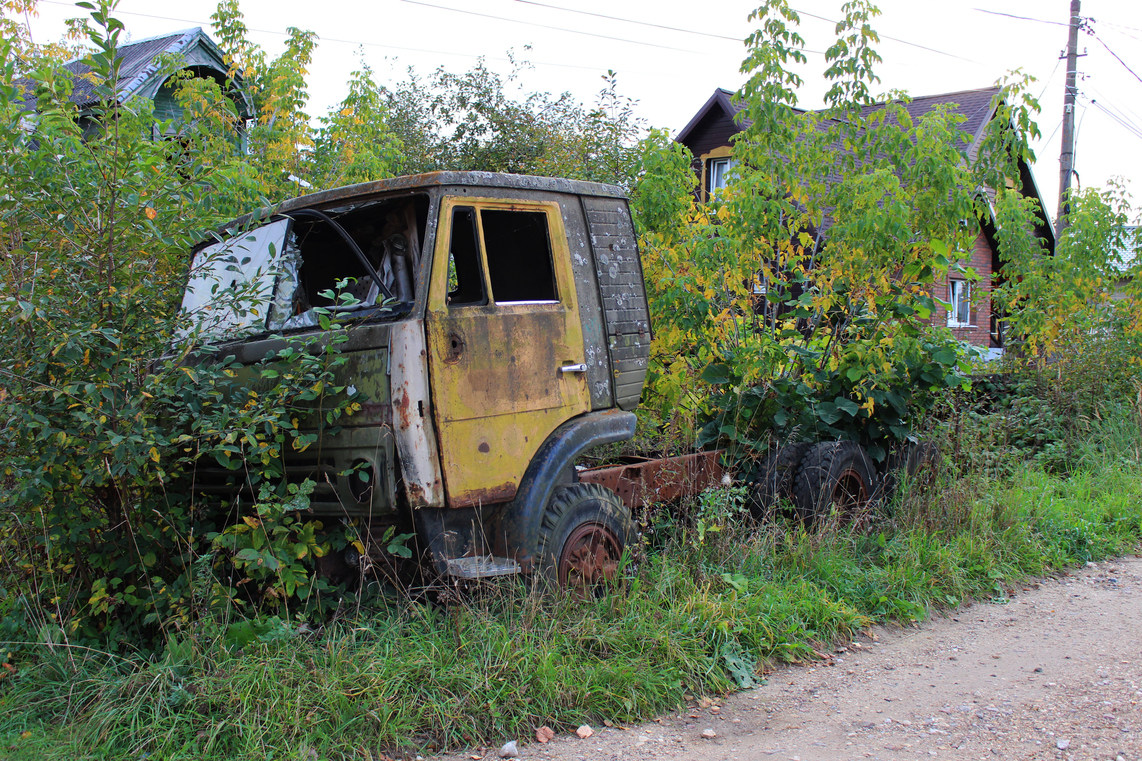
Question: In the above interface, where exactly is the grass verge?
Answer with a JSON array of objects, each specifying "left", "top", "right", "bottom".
[{"left": 2, "top": 421, "right": 1141, "bottom": 760}]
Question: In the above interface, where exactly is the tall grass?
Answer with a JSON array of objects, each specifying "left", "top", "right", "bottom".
[{"left": 3, "top": 407, "right": 1141, "bottom": 760}]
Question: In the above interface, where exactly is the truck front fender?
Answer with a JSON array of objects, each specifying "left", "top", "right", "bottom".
[{"left": 496, "top": 409, "right": 636, "bottom": 572}]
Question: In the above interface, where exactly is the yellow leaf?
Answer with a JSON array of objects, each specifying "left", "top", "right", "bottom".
[
  {"left": 243, "top": 516, "right": 260, "bottom": 529},
  {"left": 149, "top": 447, "right": 160, "bottom": 463},
  {"left": 144, "top": 206, "right": 157, "bottom": 220},
  {"left": 352, "top": 540, "right": 365, "bottom": 554}
]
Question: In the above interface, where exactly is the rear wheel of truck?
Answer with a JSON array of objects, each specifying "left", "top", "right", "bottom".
[
  {"left": 746, "top": 442, "right": 812, "bottom": 521},
  {"left": 538, "top": 483, "right": 634, "bottom": 594},
  {"left": 792, "top": 440, "right": 876, "bottom": 527},
  {"left": 877, "top": 439, "right": 941, "bottom": 503}
]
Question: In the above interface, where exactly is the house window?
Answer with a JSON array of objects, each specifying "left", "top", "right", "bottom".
[
  {"left": 948, "top": 279, "right": 971, "bottom": 326},
  {"left": 707, "top": 157, "right": 737, "bottom": 195}
]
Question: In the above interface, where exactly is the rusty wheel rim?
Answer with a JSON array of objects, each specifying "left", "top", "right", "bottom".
[
  {"left": 557, "top": 522, "right": 622, "bottom": 590},
  {"left": 831, "top": 468, "right": 870, "bottom": 514}
]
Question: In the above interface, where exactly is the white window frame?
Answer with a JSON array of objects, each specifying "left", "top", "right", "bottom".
[
  {"left": 707, "top": 157, "right": 737, "bottom": 195},
  {"left": 947, "top": 279, "right": 971, "bottom": 327}
]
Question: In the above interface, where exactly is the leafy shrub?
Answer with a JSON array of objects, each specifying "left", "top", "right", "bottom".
[{"left": 0, "top": 4, "right": 356, "bottom": 653}]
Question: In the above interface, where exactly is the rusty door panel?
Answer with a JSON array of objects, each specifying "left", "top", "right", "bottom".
[
  {"left": 426, "top": 197, "right": 591, "bottom": 508},
  {"left": 577, "top": 450, "right": 726, "bottom": 511},
  {"left": 426, "top": 306, "right": 580, "bottom": 420}
]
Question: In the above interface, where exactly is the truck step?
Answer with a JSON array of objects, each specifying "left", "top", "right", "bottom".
[{"left": 445, "top": 555, "right": 521, "bottom": 579}]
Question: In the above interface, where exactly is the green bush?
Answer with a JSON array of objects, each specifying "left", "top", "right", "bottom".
[{"left": 0, "top": 3, "right": 354, "bottom": 656}]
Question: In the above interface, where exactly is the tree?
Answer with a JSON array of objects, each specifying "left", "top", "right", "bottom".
[
  {"left": 382, "top": 60, "right": 646, "bottom": 188},
  {"left": 632, "top": 0, "right": 1040, "bottom": 460},
  {"left": 310, "top": 58, "right": 401, "bottom": 189},
  {"left": 0, "top": 1, "right": 351, "bottom": 651}
]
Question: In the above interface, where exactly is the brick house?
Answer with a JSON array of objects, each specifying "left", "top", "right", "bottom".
[{"left": 674, "top": 87, "right": 1056, "bottom": 352}]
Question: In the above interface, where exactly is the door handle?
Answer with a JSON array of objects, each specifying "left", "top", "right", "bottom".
[{"left": 559, "top": 363, "right": 587, "bottom": 374}]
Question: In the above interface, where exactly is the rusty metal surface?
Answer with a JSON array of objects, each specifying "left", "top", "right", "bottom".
[
  {"left": 425, "top": 197, "right": 591, "bottom": 508},
  {"left": 577, "top": 450, "right": 726, "bottom": 511},
  {"left": 199, "top": 172, "right": 628, "bottom": 252},
  {"left": 390, "top": 319, "right": 445, "bottom": 508}
]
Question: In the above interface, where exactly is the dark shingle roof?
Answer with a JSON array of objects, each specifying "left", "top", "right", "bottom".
[
  {"left": 855, "top": 87, "right": 1000, "bottom": 156},
  {"left": 677, "top": 86, "right": 1001, "bottom": 155}
]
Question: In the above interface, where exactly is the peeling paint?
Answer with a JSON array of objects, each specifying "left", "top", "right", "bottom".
[
  {"left": 391, "top": 319, "right": 445, "bottom": 507},
  {"left": 425, "top": 197, "right": 591, "bottom": 508}
]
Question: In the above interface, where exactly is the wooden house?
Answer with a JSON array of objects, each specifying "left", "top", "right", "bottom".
[
  {"left": 19, "top": 28, "right": 252, "bottom": 148},
  {"left": 675, "top": 87, "right": 1056, "bottom": 352}
]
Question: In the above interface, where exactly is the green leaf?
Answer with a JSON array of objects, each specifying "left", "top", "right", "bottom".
[
  {"left": 700, "top": 362, "right": 733, "bottom": 385},
  {"left": 815, "top": 401, "right": 842, "bottom": 425},
  {"left": 833, "top": 397, "right": 860, "bottom": 416}
]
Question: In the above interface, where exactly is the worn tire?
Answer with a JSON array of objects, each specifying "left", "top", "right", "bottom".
[
  {"left": 792, "top": 441, "right": 876, "bottom": 527},
  {"left": 878, "top": 440, "right": 941, "bottom": 502},
  {"left": 537, "top": 483, "right": 635, "bottom": 593},
  {"left": 746, "top": 442, "right": 812, "bottom": 520}
]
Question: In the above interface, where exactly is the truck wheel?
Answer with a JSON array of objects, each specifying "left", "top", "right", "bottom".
[
  {"left": 538, "top": 483, "right": 634, "bottom": 593},
  {"left": 746, "top": 442, "right": 811, "bottom": 520},
  {"left": 792, "top": 441, "right": 876, "bottom": 527},
  {"left": 878, "top": 440, "right": 940, "bottom": 502}
]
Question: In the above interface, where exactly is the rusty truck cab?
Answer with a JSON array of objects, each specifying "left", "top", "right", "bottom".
[{"left": 183, "top": 172, "right": 650, "bottom": 582}]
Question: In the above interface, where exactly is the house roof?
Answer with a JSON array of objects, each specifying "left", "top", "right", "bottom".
[
  {"left": 676, "top": 86, "right": 1001, "bottom": 153},
  {"left": 855, "top": 87, "right": 1001, "bottom": 159},
  {"left": 674, "top": 88, "right": 742, "bottom": 146},
  {"left": 17, "top": 27, "right": 247, "bottom": 115},
  {"left": 1113, "top": 225, "right": 1139, "bottom": 273},
  {"left": 675, "top": 85, "right": 1056, "bottom": 252}
]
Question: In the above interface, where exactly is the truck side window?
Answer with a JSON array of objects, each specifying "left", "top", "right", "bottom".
[
  {"left": 481, "top": 210, "right": 557, "bottom": 303},
  {"left": 447, "top": 207, "right": 486, "bottom": 306}
]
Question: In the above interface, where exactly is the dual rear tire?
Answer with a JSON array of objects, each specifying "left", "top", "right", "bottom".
[
  {"left": 747, "top": 440, "right": 879, "bottom": 527},
  {"left": 790, "top": 440, "right": 877, "bottom": 526}
]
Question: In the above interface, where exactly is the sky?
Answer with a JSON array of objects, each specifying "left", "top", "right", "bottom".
[{"left": 21, "top": 0, "right": 1142, "bottom": 219}]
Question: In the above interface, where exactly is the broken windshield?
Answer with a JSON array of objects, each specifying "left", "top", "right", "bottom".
[{"left": 180, "top": 194, "right": 428, "bottom": 341}]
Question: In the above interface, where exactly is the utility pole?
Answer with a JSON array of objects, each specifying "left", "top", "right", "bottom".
[{"left": 1056, "top": 0, "right": 1082, "bottom": 238}]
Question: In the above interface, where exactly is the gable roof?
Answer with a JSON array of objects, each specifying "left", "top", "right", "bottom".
[
  {"left": 855, "top": 87, "right": 1000, "bottom": 159},
  {"left": 70, "top": 28, "right": 237, "bottom": 108},
  {"left": 18, "top": 27, "right": 248, "bottom": 116},
  {"left": 676, "top": 85, "right": 1056, "bottom": 252},
  {"left": 676, "top": 86, "right": 1000, "bottom": 152},
  {"left": 674, "top": 88, "right": 743, "bottom": 146}
]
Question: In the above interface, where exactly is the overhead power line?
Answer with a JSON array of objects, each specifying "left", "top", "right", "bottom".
[
  {"left": 1090, "top": 33, "right": 1142, "bottom": 86},
  {"left": 1099, "top": 19, "right": 1142, "bottom": 35},
  {"left": 1086, "top": 98, "right": 1142, "bottom": 141},
  {"left": 1036, "top": 57, "right": 1063, "bottom": 103},
  {"left": 791, "top": 6, "right": 977, "bottom": 63},
  {"left": 509, "top": 0, "right": 742, "bottom": 41},
  {"left": 971, "top": 8, "right": 1068, "bottom": 27},
  {"left": 398, "top": 0, "right": 701, "bottom": 54},
  {"left": 1086, "top": 84, "right": 1142, "bottom": 137},
  {"left": 34, "top": 0, "right": 624, "bottom": 73}
]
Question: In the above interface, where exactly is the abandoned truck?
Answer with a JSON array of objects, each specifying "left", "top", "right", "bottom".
[
  {"left": 182, "top": 171, "right": 899, "bottom": 589},
  {"left": 182, "top": 172, "right": 652, "bottom": 587}
]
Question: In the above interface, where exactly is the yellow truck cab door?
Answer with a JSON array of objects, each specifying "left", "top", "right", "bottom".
[{"left": 424, "top": 197, "right": 590, "bottom": 508}]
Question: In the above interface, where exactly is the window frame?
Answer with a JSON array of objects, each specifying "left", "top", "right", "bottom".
[
  {"left": 430, "top": 197, "right": 573, "bottom": 313},
  {"left": 707, "top": 157, "right": 737, "bottom": 195},
  {"left": 947, "top": 279, "right": 972, "bottom": 327}
]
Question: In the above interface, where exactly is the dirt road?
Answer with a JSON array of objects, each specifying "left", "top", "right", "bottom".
[{"left": 445, "top": 555, "right": 1142, "bottom": 761}]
